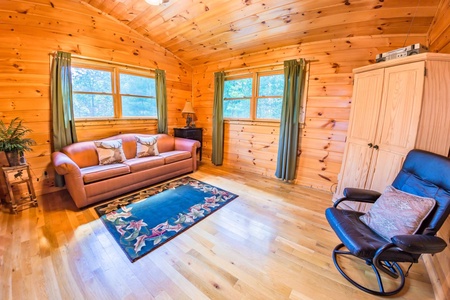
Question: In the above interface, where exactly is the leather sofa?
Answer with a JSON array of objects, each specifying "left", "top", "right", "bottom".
[{"left": 51, "top": 133, "right": 200, "bottom": 208}]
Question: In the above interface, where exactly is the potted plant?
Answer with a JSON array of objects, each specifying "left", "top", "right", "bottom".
[{"left": 0, "top": 117, "right": 36, "bottom": 166}]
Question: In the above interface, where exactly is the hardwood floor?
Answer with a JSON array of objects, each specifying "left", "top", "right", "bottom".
[{"left": 0, "top": 163, "right": 435, "bottom": 300}]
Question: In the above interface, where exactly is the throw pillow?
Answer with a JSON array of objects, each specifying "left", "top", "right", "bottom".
[
  {"left": 94, "top": 139, "right": 126, "bottom": 165},
  {"left": 359, "top": 185, "right": 436, "bottom": 241},
  {"left": 136, "top": 135, "right": 159, "bottom": 158}
]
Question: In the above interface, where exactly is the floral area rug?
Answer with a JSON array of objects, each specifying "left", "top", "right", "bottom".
[{"left": 94, "top": 176, "right": 238, "bottom": 262}]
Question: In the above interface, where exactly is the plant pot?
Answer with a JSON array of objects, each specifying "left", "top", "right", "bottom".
[{"left": 5, "top": 151, "right": 25, "bottom": 166}]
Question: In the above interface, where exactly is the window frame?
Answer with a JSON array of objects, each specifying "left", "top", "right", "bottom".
[
  {"left": 223, "top": 74, "right": 253, "bottom": 120},
  {"left": 71, "top": 59, "right": 157, "bottom": 120},
  {"left": 255, "top": 71, "right": 284, "bottom": 120},
  {"left": 223, "top": 70, "right": 284, "bottom": 121}
]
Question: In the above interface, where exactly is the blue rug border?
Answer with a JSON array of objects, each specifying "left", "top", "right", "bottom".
[{"left": 94, "top": 176, "right": 238, "bottom": 262}]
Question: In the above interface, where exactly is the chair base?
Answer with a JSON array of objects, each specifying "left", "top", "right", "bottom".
[{"left": 332, "top": 243, "right": 405, "bottom": 296}]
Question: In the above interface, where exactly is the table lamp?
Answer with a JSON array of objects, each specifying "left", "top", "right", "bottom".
[{"left": 182, "top": 102, "right": 196, "bottom": 128}]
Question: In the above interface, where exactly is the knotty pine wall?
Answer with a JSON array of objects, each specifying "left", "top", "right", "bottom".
[
  {"left": 428, "top": 0, "right": 450, "bottom": 53},
  {"left": 0, "top": 0, "right": 191, "bottom": 197},
  {"left": 424, "top": 2, "right": 450, "bottom": 299},
  {"left": 192, "top": 35, "right": 427, "bottom": 193}
]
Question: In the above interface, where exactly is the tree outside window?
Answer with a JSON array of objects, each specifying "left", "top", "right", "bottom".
[
  {"left": 223, "top": 71, "right": 284, "bottom": 120},
  {"left": 72, "top": 64, "right": 156, "bottom": 119}
]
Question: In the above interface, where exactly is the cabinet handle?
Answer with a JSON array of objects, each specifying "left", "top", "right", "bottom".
[
  {"left": 368, "top": 143, "right": 373, "bottom": 148},
  {"left": 373, "top": 145, "right": 379, "bottom": 150}
]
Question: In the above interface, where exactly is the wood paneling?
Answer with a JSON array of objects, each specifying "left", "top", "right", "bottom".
[
  {"left": 426, "top": 3, "right": 450, "bottom": 299},
  {"left": 193, "top": 35, "right": 428, "bottom": 192},
  {"left": 417, "top": 56, "right": 450, "bottom": 300},
  {"left": 428, "top": 0, "right": 450, "bottom": 53},
  {"left": 82, "top": 0, "right": 440, "bottom": 66},
  {"left": 0, "top": 0, "right": 192, "bottom": 196}
]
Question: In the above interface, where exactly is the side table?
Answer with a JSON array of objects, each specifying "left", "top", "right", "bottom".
[
  {"left": 1, "top": 164, "right": 37, "bottom": 213},
  {"left": 174, "top": 127, "right": 203, "bottom": 161}
]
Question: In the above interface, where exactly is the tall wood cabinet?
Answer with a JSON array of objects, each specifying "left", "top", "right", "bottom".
[{"left": 334, "top": 53, "right": 450, "bottom": 211}]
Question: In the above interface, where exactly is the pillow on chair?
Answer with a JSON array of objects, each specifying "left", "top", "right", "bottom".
[
  {"left": 135, "top": 135, "right": 159, "bottom": 158},
  {"left": 359, "top": 185, "right": 436, "bottom": 241}
]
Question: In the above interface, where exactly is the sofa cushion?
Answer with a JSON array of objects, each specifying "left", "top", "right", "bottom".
[
  {"left": 136, "top": 135, "right": 159, "bottom": 158},
  {"left": 94, "top": 139, "right": 126, "bottom": 165},
  {"left": 159, "top": 150, "right": 191, "bottom": 164},
  {"left": 81, "top": 164, "right": 130, "bottom": 184},
  {"left": 124, "top": 156, "right": 165, "bottom": 173}
]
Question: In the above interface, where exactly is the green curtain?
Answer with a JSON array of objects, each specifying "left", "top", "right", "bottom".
[
  {"left": 155, "top": 69, "right": 168, "bottom": 134},
  {"left": 51, "top": 51, "right": 78, "bottom": 187},
  {"left": 212, "top": 71, "right": 225, "bottom": 166},
  {"left": 275, "top": 59, "right": 306, "bottom": 181}
]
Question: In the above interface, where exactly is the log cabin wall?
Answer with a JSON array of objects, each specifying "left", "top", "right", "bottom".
[
  {"left": 0, "top": 0, "right": 192, "bottom": 197},
  {"left": 192, "top": 35, "right": 427, "bottom": 193},
  {"left": 424, "top": 1, "right": 450, "bottom": 299}
]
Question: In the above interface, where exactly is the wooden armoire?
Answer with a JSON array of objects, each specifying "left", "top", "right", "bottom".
[{"left": 334, "top": 52, "right": 450, "bottom": 300}]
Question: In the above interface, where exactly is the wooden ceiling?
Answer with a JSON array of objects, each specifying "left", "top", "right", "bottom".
[{"left": 83, "top": 0, "right": 441, "bottom": 66}]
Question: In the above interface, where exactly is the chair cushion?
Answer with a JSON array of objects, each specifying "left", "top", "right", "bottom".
[
  {"left": 359, "top": 186, "right": 436, "bottom": 241},
  {"left": 94, "top": 139, "right": 126, "bottom": 165},
  {"left": 325, "top": 207, "right": 419, "bottom": 261},
  {"left": 135, "top": 135, "right": 159, "bottom": 158}
]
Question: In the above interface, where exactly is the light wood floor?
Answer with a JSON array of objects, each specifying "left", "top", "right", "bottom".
[{"left": 0, "top": 163, "right": 436, "bottom": 300}]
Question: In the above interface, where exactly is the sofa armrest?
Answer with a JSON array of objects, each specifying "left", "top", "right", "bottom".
[
  {"left": 52, "top": 151, "right": 81, "bottom": 176},
  {"left": 174, "top": 137, "right": 201, "bottom": 170},
  {"left": 52, "top": 151, "right": 88, "bottom": 208}
]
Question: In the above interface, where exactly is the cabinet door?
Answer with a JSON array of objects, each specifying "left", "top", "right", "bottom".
[
  {"left": 334, "top": 69, "right": 384, "bottom": 208},
  {"left": 369, "top": 61, "right": 425, "bottom": 192}
]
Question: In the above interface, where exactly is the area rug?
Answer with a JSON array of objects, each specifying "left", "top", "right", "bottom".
[{"left": 94, "top": 176, "right": 238, "bottom": 262}]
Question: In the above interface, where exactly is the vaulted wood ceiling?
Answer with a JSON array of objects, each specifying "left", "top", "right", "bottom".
[{"left": 83, "top": 0, "right": 441, "bottom": 66}]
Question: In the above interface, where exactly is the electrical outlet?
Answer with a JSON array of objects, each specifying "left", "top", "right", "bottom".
[{"left": 43, "top": 178, "right": 55, "bottom": 187}]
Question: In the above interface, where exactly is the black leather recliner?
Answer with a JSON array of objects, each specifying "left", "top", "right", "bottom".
[{"left": 326, "top": 149, "right": 450, "bottom": 296}]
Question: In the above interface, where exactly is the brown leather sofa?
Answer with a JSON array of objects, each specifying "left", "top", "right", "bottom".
[{"left": 51, "top": 133, "right": 200, "bottom": 208}]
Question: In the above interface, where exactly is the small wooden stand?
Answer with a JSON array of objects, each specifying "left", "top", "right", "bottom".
[
  {"left": 174, "top": 127, "right": 203, "bottom": 161},
  {"left": 1, "top": 165, "right": 37, "bottom": 213}
]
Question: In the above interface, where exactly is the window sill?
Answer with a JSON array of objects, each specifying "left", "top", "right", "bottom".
[{"left": 224, "top": 119, "right": 280, "bottom": 126}]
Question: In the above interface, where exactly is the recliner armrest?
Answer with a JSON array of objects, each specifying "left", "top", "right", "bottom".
[
  {"left": 392, "top": 235, "right": 448, "bottom": 254},
  {"left": 343, "top": 188, "right": 382, "bottom": 200},
  {"left": 333, "top": 188, "right": 381, "bottom": 208}
]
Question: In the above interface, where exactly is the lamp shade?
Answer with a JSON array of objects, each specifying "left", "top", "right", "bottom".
[{"left": 181, "top": 102, "right": 195, "bottom": 116}]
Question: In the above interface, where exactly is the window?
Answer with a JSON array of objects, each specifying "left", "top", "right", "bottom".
[
  {"left": 71, "top": 63, "right": 156, "bottom": 119},
  {"left": 256, "top": 74, "right": 284, "bottom": 119},
  {"left": 223, "top": 77, "right": 252, "bottom": 118},
  {"left": 223, "top": 72, "right": 284, "bottom": 120},
  {"left": 72, "top": 67, "right": 114, "bottom": 118},
  {"left": 119, "top": 73, "right": 157, "bottom": 117}
]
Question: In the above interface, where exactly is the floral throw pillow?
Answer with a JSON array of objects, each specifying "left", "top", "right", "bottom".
[
  {"left": 94, "top": 139, "right": 126, "bottom": 165},
  {"left": 136, "top": 135, "right": 159, "bottom": 158},
  {"left": 359, "top": 185, "right": 436, "bottom": 242}
]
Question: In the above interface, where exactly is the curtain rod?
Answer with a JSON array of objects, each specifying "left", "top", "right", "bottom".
[
  {"left": 49, "top": 52, "right": 157, "bottom": 72},
  {"left": 222, "top": 57, "right": 316, "bottom": 76}
]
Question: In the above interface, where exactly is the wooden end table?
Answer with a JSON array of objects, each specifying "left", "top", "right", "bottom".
[{"left": 1, "top": 164, "right": 37, "bottom": 213}]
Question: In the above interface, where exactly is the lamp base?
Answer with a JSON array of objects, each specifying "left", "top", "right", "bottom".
[{"left": 185, "top": 115, "right": 192, "bottom": 127}]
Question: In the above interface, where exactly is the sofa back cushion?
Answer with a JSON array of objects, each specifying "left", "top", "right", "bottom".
[
  {"left": 61, "top": 133, "right": 176, "bottom": 168},
  {"left": 62, "top": 141, "right": 99, "bottom": 168},
  {"left": 104, "top": 134, "right": 175, "bottom": 159},
  {"left": 153, "top": 134, "right": 175, "bottom": 153}
]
